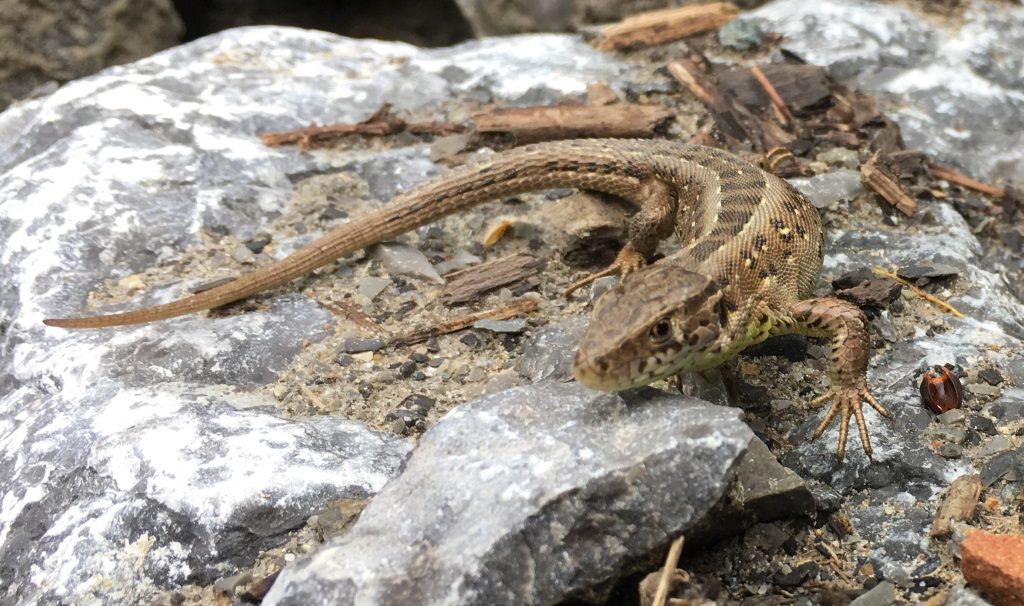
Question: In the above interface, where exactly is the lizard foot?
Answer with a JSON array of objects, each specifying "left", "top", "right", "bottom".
[
  {"left": 564, "top": 245, "right": 647, "bottom": 298},
  {"left": 810, "top": 383, "right": 892, "bottom": 463}
]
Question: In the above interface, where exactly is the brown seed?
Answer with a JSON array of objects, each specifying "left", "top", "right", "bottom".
[{"left": 920, "top": 363, "right": 963, "bottom": 413}]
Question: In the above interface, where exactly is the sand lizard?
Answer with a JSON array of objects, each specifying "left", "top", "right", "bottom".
[{"left": 44, "top": 139, "right": 891, "bottom": 462}]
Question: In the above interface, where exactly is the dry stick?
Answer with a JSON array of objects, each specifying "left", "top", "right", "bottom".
[
  {"left": 928, "top": 163, "right": 1006, "bottom": 197},
  {"left": 388, "top": 297, "right": 539, "bottom": 348},
  {"left": 860, "top": 158, "right": 918, "bottom": 216},
  {"left": 261, "top": 103, "right": 464, "bottom": 150},
  {"left": 870, "top": 267, "right": 965, "bottom": 318},
  {"left": 749, "top": 65, "right": 794, "bottom": 126},
  {"left": 652, "top": 535, "right": 685, "bottom": 606},
  {"left": 597, "top": 2, "right": 739, "bottom": 50}
]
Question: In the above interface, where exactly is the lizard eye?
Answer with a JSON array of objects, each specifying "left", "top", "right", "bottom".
[{"left": 650, "top": 318, "right": 673, "bottom": 343}]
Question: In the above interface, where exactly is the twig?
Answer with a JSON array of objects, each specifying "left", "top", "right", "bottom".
[
  {"left": 860, "top": 155, "right": 918, "bottom": 216},
  {"left": 928, "top": 163, "right": 1006, "bottom": 197},
  {"left": 749, "top": 65, "right": 794, "bottom": 126},
  {"left": 261, "top": 103, "right": 464, "bottom": 149},
  {"left": 870, "top": 267, "right": 964, "bottom": 318},
  {"left": 597, "top": 3, "right": 738, "bottom": 51},
  {"left": 653, "top": 535, "right": 685, "bottom": 606},
  {"left": 388, "top": 297, "right": 539, "bottom": 348}
]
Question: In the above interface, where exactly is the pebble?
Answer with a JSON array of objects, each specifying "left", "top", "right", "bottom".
[
  {"left": 230, "top": 244, "right": 256, "bottom": 264},
  {"left": 118, "top": 274, "right": 146, "bottom": 292},
  {"left": 937, "top": 409, "right": 966, "bottom": 425},
  {"left": 372, "top": 243, "right": 443, "bottom": 283},
  {"left": 335, "top": 353, "right": 354, "bottom": 367},
  {"left": 978, "top": 435, "right": 1011, "bottom": 457},
  {"left": 357, "top": 277, "right": 391, "bottom": 301},
  {"left": 853, "top": 580, "right": 896, "bottom": 604},
  {"left": 968, "top": 383, "right": 1003, "bottom": 397},
  {"left": 272, "top": 384, "right": 288, "bottom": 400},
  {"left": 350, "top": 351, "right": 374, "bottom": 363},
  {"left": 816, "top": 148, "right": 861, "bottom": 170},
  {"left": 938, "top": 443, "right": 963, "bottom": 459},
  {"left": 788, "top": 169, "right": 864, "bottom": 209},
  {"left": 245, "top": 232, "right": 272, "bottom": 254},
  {"left": 717, "top": 17, "right": 764, "bottom": 51},
  {"left": 978, "top": 368, "right": 1004, "bottom": 386},
  {"left": 342, "top": 337, "right": 386, "bottom": 354},
  {"left": 459, "top": 333, "right": 481, "bottom": 349},
  {"left": 472, "top": 319, "right": 527, "bottom": 333},
  {"left": 465, "top": 367, "right": 487, "bottom": 383},
  {"left": 969, "top": 415, "right": 996, "bottom": 434},
  {"left": 896, "top": 262, "right": 961, "bottom": 281}
]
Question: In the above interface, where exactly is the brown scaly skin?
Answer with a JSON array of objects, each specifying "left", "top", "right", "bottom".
[{"left": 43, "top": 139, "right": 891, "bottom": 462}]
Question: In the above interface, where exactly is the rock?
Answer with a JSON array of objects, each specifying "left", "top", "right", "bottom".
[
  {"left": 817, "top": 147, "right": 861, "bottom": 170},
  {"left": 341, "top": 337, "right": 386, "bottom": 354},
  {"left": 850, "top": 581, "right": 896, "bottom": 606},
  {"left": 1, "top": 28, "right": 630, "bottom": 605},
  {"left": 435, "top": 249, "right": 482, "bottom": 275},
  {"left": 897, "top": 262, "right": 962, "bottom": 282},
  {"left": 357, "top": 276, "right": 392, "bottom": 300},
  {"left": 718, "top": 18, "right": 765, "bottom": 51},
  {"left": 547, "top": 191, "right": 630, "bottom": 268},
  {"left": 0, "top": 0, "right": 183, "bottom": 110},
  {"left": 978, "top": 435, "right": 1011, "bottom": 458},
  {"left": 981, "top": 447, "right": 1024, "bottom": 487},
  {"left": 961, "top": 532, "right": 1024, "bottom": 605},
  {"left": 263, "top": 381, "right": 753, "bottom": 605},
  {"left": 516, "top": 315, "right": 590, "bottom": 383},
  {"left": 835, "top": 279, "right": 903, "bottom": 312},
  {"left": 472, "top": 318, "right": 528, "bottom": 333},
  {"left": 371, "top": 243, "right": 443, "bottom": 283},
  {"left": 987, "top": 388, "right": 1024, "bottom": 422},
  {"left": 947, "top": 584, "right": 998, "bottom": 606},
  {"left": 787, "top": 169, "right": 864, "bottom": 208}
]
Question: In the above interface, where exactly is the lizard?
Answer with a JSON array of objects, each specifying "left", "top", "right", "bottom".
[{"left": 44, "top": 138, "right": 892, "bottom": 462}]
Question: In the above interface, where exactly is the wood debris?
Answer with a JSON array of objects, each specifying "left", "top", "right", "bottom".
[
  {"left": 471, "top": 103, "right": 674, "bottom": 144},
  {"left": 931, "top": 474, "right": 982, "bottom": 538},
  {"left": 388, "top": 297, "right": 539, "bottom": 348},
  {"left": 319, "top": 299, "right": 386, "bottom": 334},
  {"left": 871, "top": 267, "right": 964, "bottom": 318},
  {"left": 860, "top": 153, "right": 918, "bottom": 216},
  {"left": 261, "top": 104, "right": 464, "bottom": 150},
  {"left": 669, "top": 57, "right": 798, "bottom": 151},
  {"left": 749, "top": 65, "right": 795, "bottom": 126},
  {"left": 929, "top": 163, "right": 1006, "bottom": 197},
  {"left": 442, "top": 253, "right": 540, "bottom": 305},
  {"left": 718, "top": 64, "right": 830, "bottom": 115},
  {"left": 596, "top": 2, "right": 739, "bottom": 51}
]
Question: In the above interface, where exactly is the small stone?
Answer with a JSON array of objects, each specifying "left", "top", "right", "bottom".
[
  {"left": 399, "top": 394, "right": 435, "bottom": 414},
  {"left": 435, "top": 249, "right": 481, "bottom": 275},
  {"left": 351, "top": 351, "right": 375, "bottom": 363},
  {"left": 459, "top": 333, "right": 481, "bottom": 349},
  {"left": 774, "top": 561, "right": 819, "bottom": 588},
  {"left": 399, "top": 361, "right": 417, "bottom": 378},
  {"left": 335, "top": 353, "right": 354, "bottom": 367},
  {"left": 981, "top": 447, "right": 1024, "bottom": 486},
  {"left": 961, "top": 531, "right": 1024, "bottom": 605},
  {"left": 465, "top": 367, "right": 487, "bottom": 382},
  {"left": 230, "top": 244, "right": 256, "bottom": 264},
  {"left": 978, "top": 368, "right": 1005, "bottom": 386},
  {"left": 472, "top": 319, "right": 527, "bottom": 333},
  {"left": 118, "top": 274, "right": 147, "bottom": 292},
  {"left": 372, "top": 243, "right": 443, "bottom": 283},
  {"left": 788, "top": 169, "right": 864, "bottom": 209},
  {"left": 272, "top": 384, "right": 288, "bottom": 400},
  {"left": 717, "top": 18, "right": 764, "bottom": 51},
  {"left": 427, "top": 357, "right": 444, "bottom": 368},
  {"left": 937, "top": 409, "right": 966, "bottom": 425},
  {"left": 816, "top": 148, "right": 861, "bottom": 170},
  {"left": 245, "top": 232, "right": 272, "bottom": 254},
  {"left": 979, "top": 435, "right": 1011, "bottom": 458},
  {"left": 358, "top": 382, "right": 374, "bottom": 398},
  {"left": 342, "top": 337, "right": 386, "bottom": 354},
  {"left": 850, "top": 580, "right": 896, "bottom": 606},
  {"left": 968, "top": 382, "right": 1003, "bottom": 397},
  {"left": 969, "top": 415, "right": 997, "bottom": 434},
  {"left": 938, "top": 443, "right": 963, "bottom": 459},
  {"left": 589, "top": 275, "right": 619, "bottom": 302},
  {"left": 832, "top": 268, "right": 877, "bottom": 290},
  {"left": 357, "top": 277, "right": 391, "bottom": 301},
  {"left": 896, "top": 263, "right": 961, "bottom": 281},
  {"left": 409, "top": 352, "right": 428, "bottom": 364}
]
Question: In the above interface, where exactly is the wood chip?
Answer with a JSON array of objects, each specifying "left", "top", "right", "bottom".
[
  {"left": 718, "top": 64, "right": 831, "bottom": 113},
  {"left": 471, "top": 103, "right": 674, "bottom": 144},
  {"left": 388, "top": 297, "right": 539, "bottom": 348},
  {"left": 319, "top": 299, "right": 386, "bottom": 334},
  {"left": 860, "top": 153, "right": 918, "bottom": 216},
  {"left": 930, "top": 474, "right": 982, "bottom": 539},
  {"left": 442, "top": 253, "right": 540, "bottom": 305},
  {"left": 261, "top": 103, "right": 464, "bottom": 150},
  {"left": 596, "top": 2, "right": 739, "bottom": 51}
]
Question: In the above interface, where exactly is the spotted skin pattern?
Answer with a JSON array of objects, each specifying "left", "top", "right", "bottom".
[{"left": 44, "top": 139, "right": 890, "bottom": 462}]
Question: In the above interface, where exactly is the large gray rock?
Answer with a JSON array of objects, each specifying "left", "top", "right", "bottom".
[
  {"left": 263, "top": 381, "right": 753, "bottom": 606},
  {"left": 0, "top": 28, "right": 628, "bottom": 605}
]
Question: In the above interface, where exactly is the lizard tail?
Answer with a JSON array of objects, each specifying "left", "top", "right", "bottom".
[{"left": 44, "top": 139, "right": 657, "bottom": 329}]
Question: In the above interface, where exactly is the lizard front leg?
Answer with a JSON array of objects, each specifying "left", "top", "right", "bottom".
[
  {"left": 788, "top": 298, "right": 892, "bottom": 462},
  {"left": 565, "top": 179, "right": 678, "bottom": 296}
]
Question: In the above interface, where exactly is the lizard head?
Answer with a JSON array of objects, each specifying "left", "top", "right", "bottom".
[{"left": 573, "top": 264, "right": 728, "bottom": 391}]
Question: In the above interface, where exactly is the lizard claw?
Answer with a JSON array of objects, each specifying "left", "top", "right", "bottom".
[
  {"left": 564, "top": 245, "right": 647, "bottom": 298},
  {"left": 810, "top": 383, "right": 892, "bottom": 463}
]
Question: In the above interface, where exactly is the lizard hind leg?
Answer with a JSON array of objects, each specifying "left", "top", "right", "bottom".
[{"left": 789, "top": 298, "right": 893, "bottom": 463}]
